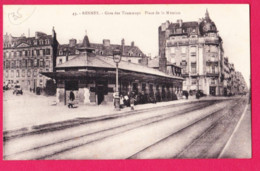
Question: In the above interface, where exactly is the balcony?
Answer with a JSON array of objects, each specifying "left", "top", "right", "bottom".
[
  {"left": 206, "top": 72, "right": 219, "bottom": 77},
  {"left": 204, "top": 37, "right": 219, "bottom": 45}
]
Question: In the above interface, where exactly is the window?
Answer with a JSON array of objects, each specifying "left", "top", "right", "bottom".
[
  {"left": 6, "top": 61, "right": 10, "bottom": 68},
  {"left": 5, "top": 70, "right": 8, "bottom": 78},
  {"left": 11, "top": 61, "right": 15, "bottom": 68},
  {"left": 33, "top": 40, "right": 37, "bottom": 45},
  {"left": 16, "top": 60, "right": 20, "bottom": 68},
  {"left": 14, "top": 52, "right": 17, "bottom": 57},
  {"left": 19, "top": 51, "right": 22, "bottom": 57},
  {"left": 34, "top": 59, "right": 38, "bottom": 67},
  {"left": 22, "top": 60, "right": 27, "bottom": 68},
  {"left": 40, "top": 59, "right": 44, "bottom": 67},
  {"left": 59, "top": 59, "right": 62, "bottom": 64},
  {"left": 42, "top": 49, "right": 46, "bottom": 56},
  {"left": 28, "top": 50, "right": 30, "bottom": 57},
  {"left": 28, "top": 59, "right": 32, "bottom": 67},
  {"left": 39, "top": 69, "right": 43, "bottom": 77},
  {"left": 46, "top": 68, "right": 49, "bottom": 72},
  {"left": 36, "top": 50, "right": 40, "bottom": 56},
  {"left": 45, "top": 60, "right": 50, "bottom": 67},
  {"left": 27, "top": 70, "right": 31, "bottom": 77},
  {"left": 22, "top": 70, "right": 25, "bottom": 77},
  {"left": 45, "top": 39, "right": 49, "bottom": 45},
  {"left": 46, "top": 49, "right": 51, "bottom": 55},
  {"left": 33, "top": 69, "right": 37, "bottom": 77},
  {"left": 16, "top": 70, "right": 20, "bottom": 77},
  {"left": 11, "top": 70, "right": 14, "bottom": 78},
  {"left": 25, "top": 51, "right": 28, "bottom": 56},
  {"left": 32, "top": 50, "right": 35, "bottom": 56},
  {"left": 191, "top": 79, "right": 197, "bottom": 85},
  {"left": 191, "top": 62, "right": 197, "bottom": 73},
  {"left": 190, "top": 46, "right": 196, "bottom": 53}
]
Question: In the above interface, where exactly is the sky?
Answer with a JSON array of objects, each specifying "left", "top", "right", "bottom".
[{"left": 3, "top": 5, "right": 250, "bottom": 86}]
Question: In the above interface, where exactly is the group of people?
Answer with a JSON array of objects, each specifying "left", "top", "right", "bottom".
[{"left": 118, "top": 91, "right": 136, "bottom": 110}]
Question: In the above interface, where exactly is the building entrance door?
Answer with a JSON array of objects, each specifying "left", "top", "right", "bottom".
[
  {"left": 97, "top": 85, "right": 104, "bottom": 105},
  {"left": 209, "top": 86, "right": 216, "bottom": 96},
  {"left": 96, "top": 80, "right": 108, "bottom": 105},
  {"left": 65, "top": 80, "right": 79, "bottom": 105}
]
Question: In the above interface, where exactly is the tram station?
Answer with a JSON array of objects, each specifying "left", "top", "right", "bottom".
[{"left": 42, "top": 34, "right": 183, "bottom": 106}]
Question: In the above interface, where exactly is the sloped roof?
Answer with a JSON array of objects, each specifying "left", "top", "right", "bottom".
[
  {"left": 56, "top": 54, "right": 182, "bottom": 80},
  {"left": 58, "top": 42, "right": 145, "bottom": 57},
  {"left": 148, "top": 57, "right": 182, "bottom": 68}
]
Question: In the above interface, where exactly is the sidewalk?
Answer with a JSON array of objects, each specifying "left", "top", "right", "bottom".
[{"left": 3, "top": 90, "right": 237, "bottom": 132}]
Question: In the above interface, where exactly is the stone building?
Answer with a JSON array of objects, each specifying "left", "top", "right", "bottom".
[
  {"left": 158, "top": 10, "right": 225, "bottom": 96},
  {"left": 42, "top": 33, "right": 183, "bottom": 106},
  {"left": 222, "top": 57, "right": 231, "bottom": 96},
  {"left": 56, "top": 35, "right": 146, "bottom": 66},
  {"left": 3, "top": 29, "right": 58, "bottom": 90}
]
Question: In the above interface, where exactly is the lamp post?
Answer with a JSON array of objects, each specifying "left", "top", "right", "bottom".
[{"left": 113, "top": 48, "right": 122, "bottom": 111}]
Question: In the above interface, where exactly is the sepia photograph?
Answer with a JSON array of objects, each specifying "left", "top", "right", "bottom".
[{"left": 3, "top": 4, "right": 251, "bottom": 160}]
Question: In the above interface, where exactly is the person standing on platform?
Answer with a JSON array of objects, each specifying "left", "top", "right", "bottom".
[
  {"left": 130, "top": 92, "right": 136, "bottom": 110},
  {"left": 68, "top": 91, "right": 75, "bottom": 108}
]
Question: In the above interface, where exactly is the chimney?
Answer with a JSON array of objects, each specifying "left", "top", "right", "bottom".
[
  {"left": 177, "top": 19, "right": 183, "bottom": 27},
  {"left": 140, "top": 56, "right": 148, "bottom": 66},
  {"left": 103, "top": 39, "right": 110, "bottom": 47},
  {"left": 131, "top": 41, "right": 134, "bottom": 47},
  {"left": 66, "top": 51, "right": 69, "bottom": 61},
  {"left": 121, "top": 38, "right": 125, "bottom": 55},
  {"left": 159, "top": 50, "right": 167, "bottom": 73},
  {"left": 69, "top": 39, "right": 77, "bottom": 47}
]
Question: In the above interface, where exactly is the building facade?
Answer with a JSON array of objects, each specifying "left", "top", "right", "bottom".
[
  {"left": 56, "top": 36, "right": 146, "bottom": 66},
  {"left": 3, "top": 29, "right": 58, "bottom": 90},
  {"left": 159, "top": 10, "right": 225, "bottom": 96}
]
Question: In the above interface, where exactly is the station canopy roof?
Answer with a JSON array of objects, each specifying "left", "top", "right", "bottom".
[{"left": 48, "top": 54, "right": 183, "bottom": 80}]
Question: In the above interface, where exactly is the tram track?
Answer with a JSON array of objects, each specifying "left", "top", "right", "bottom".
[
  {"left": 43, "top": 100, "right": 235, "bottom": 159},
  {"left": 4, "top": 100, "right": 219, "bottom": 160},
  {"left": 129, "top": 98, "right": 246, "bottom": 159}
]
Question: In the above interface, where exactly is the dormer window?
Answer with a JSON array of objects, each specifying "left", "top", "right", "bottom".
[{"left": 45, "top": 39, "right": 49, "bottom": 45}]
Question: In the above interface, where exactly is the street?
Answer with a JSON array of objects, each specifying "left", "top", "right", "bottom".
[{"left": 3, "top": 91, "right": 250, "bottom": 160}]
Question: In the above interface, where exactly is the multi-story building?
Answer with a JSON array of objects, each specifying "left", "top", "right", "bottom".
[
  {"left": 159, "top": 10, "right": 225, "bottom": 96},
  {"left": 223, "top": 57, "right": 231, "bottom": 96},
  {"left": 3, "top": 29, "right": 58, "bottom": 91},
  {"left": 56, "top": 35, "right": 146, "bottom": 66},
  {"left": 235, "top": 71, "right": 248, "bottom": 95}
]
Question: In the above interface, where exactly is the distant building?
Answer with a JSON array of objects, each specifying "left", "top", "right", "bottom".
[
  {"left": 56, "top": 36, "right": 146, "bottom": 66},
  {"left": 3, "top": 29, "right": 58, "bottom": 90},
  {"left": 222, "top": 57, "right": 231, "bottom": 96},
  {"left": 159, "top": 10, "right": 225, "bottom": 96}
]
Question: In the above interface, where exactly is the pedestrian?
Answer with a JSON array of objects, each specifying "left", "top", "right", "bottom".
[
  {"left": 120, "top": 95, "right": 124, "bottom": 108},
  {"left": 68, "top": 91, "right": 75, "bottom": 108},
  {"left": 124, "top": 93, "right": 130, "bottom": 107},
  {"left": 130, "top": 92, "right": 136, "bottom": 110}
]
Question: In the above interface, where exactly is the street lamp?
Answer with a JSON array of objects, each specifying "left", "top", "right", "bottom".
[{"left": 113, "top": 48, "right": 122, "bottom": 111}]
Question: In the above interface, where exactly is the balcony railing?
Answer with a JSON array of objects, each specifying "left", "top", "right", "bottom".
[
  {"left": 206, "top": 72, "right": 219, "bottom": 77},
  {"left": 204, "top": 37, "right": 219, "bottom": 45}
]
